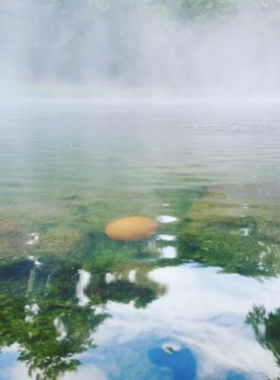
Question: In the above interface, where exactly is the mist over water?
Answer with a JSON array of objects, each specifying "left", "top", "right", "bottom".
[
  {"left": 1, "top": 0, "right": 280, "bottom": 101},
  {"left": 2, "top": 3, "right": 280, "bottom": 380}
]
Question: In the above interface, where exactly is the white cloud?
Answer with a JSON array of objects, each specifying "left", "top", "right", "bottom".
[
  {"left": 0, "top": 361, "right": 33, "bottom": 380},
  {"left": 93, "top": 264, "right": 280, "bottom": 379},
  {"left": 62, "top": 365, "right": 108, "bottom": 380}
]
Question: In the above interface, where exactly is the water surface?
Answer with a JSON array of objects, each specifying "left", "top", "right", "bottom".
[{"left": 0, "top": 100, "right": 280, "bottom": 379}]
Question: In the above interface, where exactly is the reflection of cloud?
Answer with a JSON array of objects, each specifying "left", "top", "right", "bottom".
[
  {"left": 156, "top": 234, "right": 176, "bottom": 241},
  {"left": 25, "top": 303, "right": 40, "bottom": 323},
  {"left": 157, "top": 215, "right": 179, "bottom": 223},
  {"left": 54, "top": 317, "right": 67, "bottom": 340},
  {"left": 105, "top": 272, "right": 116, "bottom": 284},
  {"left": 26, "top": 232, "right": 39, "bottom": 246},
  {"left": 76, "top": 269, "right": 91, "bottom": 307},
  {"left": 128, "top": 270, "right": 137, "bottom": 283},
  {"left": 61, "top": 364, "right": 108, "bottom": 380},
  {"left": 1, "top": 265, "right": 280, "bottom": 378},
  {"left": 0, "top": 359, "right": 107, "bottom": 380},
  {"left": 0, "top": 361, "right": 33, "bottom": 380},
  {"left": 158, "top": 246, "right": 177, "bottom": 259},
  {"left": 93, "top": 264, "right": 280, "bottom": 379},
  {"left": 1, "top": 344, "right": 20, "bottom": 354}
]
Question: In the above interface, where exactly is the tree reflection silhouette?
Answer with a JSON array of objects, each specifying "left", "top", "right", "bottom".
[
  {"left": 0, "top": 255, "right": 165, "bottom": 380},
  {"left": 246, "top": 304, "right": 280, "bottom": 367}
]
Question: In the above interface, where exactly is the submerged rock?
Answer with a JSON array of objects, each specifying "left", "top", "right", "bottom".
[{"left": 105, "top": 216, "right": 158, "bottom": 241}]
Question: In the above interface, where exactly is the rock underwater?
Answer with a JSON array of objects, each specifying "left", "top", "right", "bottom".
[{"left": 105, "top": 216, "right": 158, "bottom": 241}]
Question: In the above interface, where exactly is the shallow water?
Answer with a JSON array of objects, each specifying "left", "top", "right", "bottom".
[{"left": 0, "top": 100, "right": 280, "bottom": 379}]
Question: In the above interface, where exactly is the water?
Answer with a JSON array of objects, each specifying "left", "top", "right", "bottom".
[{"left": 0, "top": 100, "right": 280, "bottom": 379}]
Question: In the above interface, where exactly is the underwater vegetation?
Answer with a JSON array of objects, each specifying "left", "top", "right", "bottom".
[
  {"left": 0, "top": 186, "right": 203, "bottom": 378},
  {"left": 1, "top": 182, "right": 280, "bottom": 378},
  {"left": 0, "top": 188, "right": 194, "bottom": 379},
  {"left": 0, "top": 219, "right": 31, "bottom": 259},
  {"left": 177, "top": 182, "right": 280, "bottom": 277}
]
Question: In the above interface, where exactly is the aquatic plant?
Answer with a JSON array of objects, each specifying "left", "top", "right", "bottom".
[
  {"left": 178, "top": 183, "right": 280, "bottom": 277},
  {"left": 0, "top": 220, "right": 31, "bottom": 258}
]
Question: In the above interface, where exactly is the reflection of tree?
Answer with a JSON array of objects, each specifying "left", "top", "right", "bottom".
[
  {"left": 18, "top": 304, "right": 105, "bottom": 380},
  {"left": 246, "top": 305, "right": 280, "bottom": 367},
  {"left": 0, "top": 261, "right": 106, "bottom": 380},
  {"left": 0, "top": 254, "right": 165, "bottom": 380}
]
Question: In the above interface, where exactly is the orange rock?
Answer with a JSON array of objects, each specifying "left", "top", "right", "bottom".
[{"left": 105, "top": 216, "right": 158, "bottom": 241}]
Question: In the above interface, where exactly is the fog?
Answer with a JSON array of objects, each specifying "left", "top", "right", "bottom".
[{"left": 1, "top": 0, "right": 280, "bottom": 100}]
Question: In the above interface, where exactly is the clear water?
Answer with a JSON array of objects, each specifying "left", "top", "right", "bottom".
[{"left": 0, "top": 100, "right": 280, "bottom": 380}]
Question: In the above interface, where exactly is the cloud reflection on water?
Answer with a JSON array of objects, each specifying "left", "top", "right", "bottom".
[
  {"left": 0, "top": 253, "right": 279, "bottom": 378},
  {"left": 90, "top": 264, "right": 280, "bottom": 379}
]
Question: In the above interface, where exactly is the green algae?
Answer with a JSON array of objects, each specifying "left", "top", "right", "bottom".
[
  {"left": 36, "top": 228, "right": 91, "bottom": 259},
  {"left": 0, "top": 220, "right": 32, "bottom": 258},
  {"left": 178, "top": 182, "right": 280, "bottom": 277},
  {"left": 2, "top": 181, "right": 280, "bottom": 279},
  {"left": 0, "top": 186, "right": 203, "bottom": 261}
]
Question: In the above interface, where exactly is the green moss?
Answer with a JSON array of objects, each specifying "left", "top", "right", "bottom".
[
  {"left": 0, "top": 220, "right": 32, "bottom": 258},
  {"left": 178, "top": 183, "right": 280, "bottom": 277},
  {"left": 35, "top": 228, "right": 91, "bottom": 259}
]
